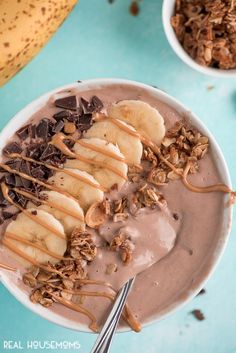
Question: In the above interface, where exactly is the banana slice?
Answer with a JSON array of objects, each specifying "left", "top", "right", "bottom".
[
  {"left": 4, "top": 209, "right": 67, "bottom": 268},
  {"left": 48, "top": 168, "right": 104, "bottom": 211},
  {"left": 107, "top": 100, "right": 165, "bottom": 146},
  {"left": 65, "top": 138, "right": 128, "bottom": 189},
  {"left": 37, "top": 191, "right": 85, "bottom": 235},
  {"left": 84, "top": 121, "right": 143, "bottom": 165}
]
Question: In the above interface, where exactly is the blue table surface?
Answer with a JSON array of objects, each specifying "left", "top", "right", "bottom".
[{"left": 0, "top": 1, "right": 236, "bottom": 352}]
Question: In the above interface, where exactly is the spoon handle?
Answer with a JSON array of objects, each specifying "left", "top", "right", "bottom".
[{"left": 90, "top": 277, "right": 135, "bottom": 353}]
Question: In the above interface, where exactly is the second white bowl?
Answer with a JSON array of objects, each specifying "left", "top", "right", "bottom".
[{"left": 162, "top": 0, "right": 236, "bottom": 78}]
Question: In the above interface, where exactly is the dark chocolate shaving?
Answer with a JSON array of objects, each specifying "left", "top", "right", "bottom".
[
  {"left": 29, "top": 124, "right": 36, "bottom": 139},
  {"left": 16, "top": 124, "right": 30, "bottom": 140},
  {"left": 191, "top": 309, "right": 205, "bottom": 321},
  {"left": 54, "top": 95, "right": 78, "bottom": 111},
  {"left": 31, "top": 166, "right": 46, "bottom": 180},
  {"left": 5, "top": 174, "right": 16, "bottom": 186},
  {"left": 19, "top": 161, "right": 32, "bottom": 189},
  {"left": 3, "top": 142, "right": 22, "bottom": 156},
  {"left": 36, "top": 118, "right": 50, "bottom": 139},
  {"left": 2, "top": 210, "right": 14, "bottom": 220},
  {"left": 52, "top": 120, "right": 65, "bottom": 133},
  {"left": 90, "top": 96, "right": 103, "bottom": 112},
  {"left": 53, "top": 110, "right": 72, "bottom": 121},
  {"left": 78, "top": 113, "right": 93, "bottom": 131}
]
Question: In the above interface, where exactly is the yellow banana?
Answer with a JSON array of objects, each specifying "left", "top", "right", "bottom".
[{"left": 0, "top": 0, "right": 77, "bottom": 86}]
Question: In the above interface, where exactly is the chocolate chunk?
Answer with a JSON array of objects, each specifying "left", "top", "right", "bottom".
[
  {"left": 0, "top": 189, "right": 16, "bottom": 207},
  {"left": 19, "top": 161, "right": 32, "bottom": 189},
  {"left": 48, "top": 120, "right": 56, "bottom": 137},
  {"left": 29, "top": 124, "right": 36, "bottom": 139},
  {"left": 79, "top": 113, "right": 93, "bottom": 125},
  {"left": 0, "top": 188, "right": 8, "bottom": 207},
  {"left": 5, "top": 159, "right": 21, "bottom": 171},
  {"left": 31, "top": 210, "right": 37, "bottom": 215},
  {"left": 53, "top": 110, "right": 72, "bottom": 121},
  {"left": 15, "top": 175, "right": 24, "bottom": 187},
  {"left": 78, "top": 113, "right": 93, "bottom": 131},
  {"left": 67, "top": 113, "right": 79, "bottom": 123},
  {"left": 31, "top": 166, "right": 45, "bottom": 180},
  {"left": 26, "top": 143, "right": 41, "bottom": 159},
  {"left": 5, "top": 174, "right": 16, "bottom": 186},
  {"left": 16, "top": 124, "right": 30, "bottom": 140},
  {"left": 191, "top": 309, "right": 205, "bottom": 321},
  {"left": 80, "top": 98, "right": 90, "bottom": 113},
  {"left": 36, "top": 118, "right": 50, "bottom": 139},
  {"left": 52, "top": 120, "right": 65, "bottom": 133},
  {"left": 54, "top": 95, "right": 78, "bottom": 111},
  {"left": 16, "top": 194, "right": 28, "bottom": 208},
  {"left": 40, "top": 144, "right": 57, "bottom": 161},
  {"left": 80, "top": 96, "right": 102, "bottom": 114},
  {"left": 90, "top": 96, "right": 103, "bottom": 112},
  {"left": 0, "top": 215, "right": 4, "bottom": 225},
  {"left": 3, "top": 142, "right": 22, "bottom": 156},
  {"left": 2, "top": 210, "right": 14, "bottom": 220}
]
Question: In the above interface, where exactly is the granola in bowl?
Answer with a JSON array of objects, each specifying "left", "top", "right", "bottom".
[{"left": 171, "top": 0, "right": 236, "bottom": 70}]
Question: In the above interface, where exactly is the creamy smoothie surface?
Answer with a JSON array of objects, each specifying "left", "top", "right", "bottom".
[{"left": 0, "top": 83, "right": 231, "bottom": 331}]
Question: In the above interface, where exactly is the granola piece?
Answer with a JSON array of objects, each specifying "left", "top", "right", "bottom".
[
  {"left": 85, "top": 201, "right": 109, "bottom": 228},
  {"left": 110, "top": 232, "right": 133, "bottom": 265},
  {"left": 23, "top": 272, "right": 37, "bottom": 288},
  {"left": 135, "top": 183, "right": 164, "bottom": 208},
  {"left": 70, "top": 228, "right": 97, "bottom": 262},
  {"left": 147, "top": 168, "right": 166, "bottom": 186},
  {"left": 128, "top": 164, "right": 143, "bottom": 182},
  {"left": 113, "top": 212, "right": 129, "bottom": 223},
  {"left": 112, "top": 197, "right": 128, "bottom": 214},
  {"left": 142, "top": 147, "right": 158, "bottom": 166}
]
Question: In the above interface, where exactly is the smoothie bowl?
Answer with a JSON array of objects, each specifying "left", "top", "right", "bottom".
[{"left": 0, "top": 79, "right": 233, "bottom": 333}]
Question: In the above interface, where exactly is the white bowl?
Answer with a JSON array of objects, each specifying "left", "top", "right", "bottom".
[
  {"left": 162, "top": 0, "right": 236, "bottom": 78},
  {"left": 0, "top": 78, "right": 233, "bottom": 332}
]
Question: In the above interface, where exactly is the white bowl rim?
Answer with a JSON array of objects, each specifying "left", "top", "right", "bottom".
[
  {"left": 0, "top": 78, "right": 233, "bottom": 333},
  {"left": 162, "top": 0, "right": 236, "bottom": 78}
]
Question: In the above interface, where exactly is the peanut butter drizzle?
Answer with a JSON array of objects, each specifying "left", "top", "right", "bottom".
[
  {"left": 9, "top": 153, "right": 106, "bottom": 192},
  {"left": 5, "top": 232, "right": 70, "bottom": 261},
  {"left": 94, "top": 113, "right": 233, "bottom": 196},
  {"left": 182, "top": 161, "right": 233, "bottom": 194},
  {"left": 76, "top": 139, "right": 126, "bottom": 163},
  {"left": 0, "top": 262, "right": 16, "bottom": 272},
  {"left": 1, "top": 183, "right": 66, "bottom": 240},
  {"left": 2, "top": 239, "right": 66, "bottom": 277},
  {"left": 47, "top": 283, "right": 114, "bottom": 301},
  {"left": 47, "top": 283, "right": 141, "bottom": 331},
  {"left": 0, "top": 162, "right": 84, "bottom": 205},
  {"left": 12, "top": 187, "right": 84, "bottom": 222},
  {"left": 76, "top": 278, "right": 141, "bottom": 331},
  {"left": 47, "top": 291, "right": 98, "bottom": 332},
  {"left": 50, "top": 133, "right": 127, "bottom": 181}
]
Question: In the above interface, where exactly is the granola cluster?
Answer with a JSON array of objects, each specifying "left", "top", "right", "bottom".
[
  {"left": 23, "top": 228, "right": 96, "bottom": 308},
  {"left": 146, "top": 120, "right": 209, "bottom": 186},
  {"left": 110, "top": 231, "right": 133, "bottom": 264},
  {"left": 171, "top": 0, "right": 236, "bottom": 69}
]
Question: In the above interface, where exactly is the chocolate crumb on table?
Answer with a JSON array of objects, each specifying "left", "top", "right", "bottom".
[{"left": 191, "top": 309, "right": 205, "bottom": 321}]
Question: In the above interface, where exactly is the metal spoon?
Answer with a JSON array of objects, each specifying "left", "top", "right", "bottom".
[{"left": 90, "top": 277, "right": 135, "bottom": 353}]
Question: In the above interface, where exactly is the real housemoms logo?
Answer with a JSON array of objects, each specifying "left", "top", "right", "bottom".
[{"left": 1, "top": 341, "right": 81, "bottom": 350}]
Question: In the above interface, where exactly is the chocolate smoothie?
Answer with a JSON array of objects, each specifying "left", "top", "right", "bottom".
[{"left": 0, "top": 83, "right": 232, "bottom": 332}]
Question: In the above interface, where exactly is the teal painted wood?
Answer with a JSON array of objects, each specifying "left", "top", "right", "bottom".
[{"left": 0, "top": 1, "right": 236, "bottom": 352}]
